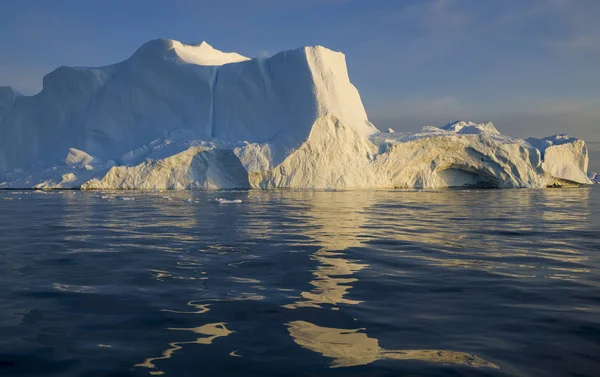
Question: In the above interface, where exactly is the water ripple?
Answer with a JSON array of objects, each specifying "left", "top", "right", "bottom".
[{"left": 0, "top": 188, "right": 598, "bottom": 376}]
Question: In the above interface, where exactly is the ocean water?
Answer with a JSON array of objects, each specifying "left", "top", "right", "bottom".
[{"left": 0, "top": 188, "right": 599, "bottom": 377}]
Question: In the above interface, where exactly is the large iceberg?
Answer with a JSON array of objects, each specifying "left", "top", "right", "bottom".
[{"left": 0, "top": 39, "right": 593, "bottom": 190}]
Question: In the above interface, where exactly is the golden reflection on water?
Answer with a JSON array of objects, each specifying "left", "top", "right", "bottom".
[
  {"left": 283, "top": 192, "right": 373, "bottom": 310},
  {"left": 283, "top": 251, "right": 367, "bottom": 309},
  {"left": 136, "top": 322, "right": 233, "bottom": 375},
  {"left": 274, "top": 191, "right": 498, "bottom": 369},
  {"left": 136, "top": 294, "right": 264, "bottom": 374},
  {"left": 52, "top": 189, "right": 596, "bottom": 373},
  {"left": 287, "top": 320, "right": 498, "bottom": 369},
  {"left": 161, "top": 300, "right": 211, "bottom": 315}
]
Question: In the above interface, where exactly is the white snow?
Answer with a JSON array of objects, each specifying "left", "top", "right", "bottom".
[
  {"left": 134, "top": 39, "right": 250, "bottom": 66},
  {"left": 167, "top": 40, "right": 249, "bottom": 66},
  {"left": 440, "top": 120, "right": 500, "bottom": 135},
  {"left": 0, "top": 39, "right": 593, "bottom": 190}
]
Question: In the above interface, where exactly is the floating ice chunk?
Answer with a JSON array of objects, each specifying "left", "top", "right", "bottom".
[
  {"left": 93, "top": 194, "right": 112, "bottom": 200},
  {"left": 215, "top": 198, "right": 242, "bottom": 204},
  {"left": 117, "top": 196, "right": 135, "bottom": 201}
]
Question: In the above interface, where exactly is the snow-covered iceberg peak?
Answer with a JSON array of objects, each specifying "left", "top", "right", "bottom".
[
  {"left": 441, "top": 120, "right": 500, "bottom": 135},
  {"left": 132, "top": 38, "right": 250, "bottom": 66}
]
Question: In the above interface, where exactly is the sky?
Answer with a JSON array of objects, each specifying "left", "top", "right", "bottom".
[{"left": 0, "top": 0, "right": 598, "bottom": 141}]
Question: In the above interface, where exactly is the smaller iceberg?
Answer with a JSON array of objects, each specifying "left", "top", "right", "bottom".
[{"left": 215, "top": 198, "right": 242, "bottom": 204}]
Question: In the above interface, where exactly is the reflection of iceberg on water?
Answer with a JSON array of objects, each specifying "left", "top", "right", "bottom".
[
  {"left": 168, "top": 322, "right": 233, "bottom": 344},
  {"left": 283, "top": 250, "right": 367, "bottom": 309},
  {"left": 284, "top": 192, "right": 371, "bottom": 310},
  {"left": 287, "top": 321, "right": 498, "bottom": 369},
  {"left": 136, "top": 322, "right": 233, "bottom": 375}
]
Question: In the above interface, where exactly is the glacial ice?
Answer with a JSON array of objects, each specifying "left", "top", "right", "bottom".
[
  {"left": 215, "top": 198, "right": 243, "bottom": 204},
  {"left": 0, "top": 39, "right": 593, "bottom": 190}
]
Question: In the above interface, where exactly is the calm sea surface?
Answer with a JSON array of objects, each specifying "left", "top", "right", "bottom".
[{"left": 0, "top": 188, "right": 599, "bottom": 377}]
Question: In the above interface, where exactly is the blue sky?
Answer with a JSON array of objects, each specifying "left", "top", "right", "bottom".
[{"left": 1, "top": 0, "right": 598, "bottom": 140}]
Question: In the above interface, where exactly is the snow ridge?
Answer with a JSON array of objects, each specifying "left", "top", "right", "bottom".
[{"left": 132, "top": 39, "right": 250, "bottom": 66}]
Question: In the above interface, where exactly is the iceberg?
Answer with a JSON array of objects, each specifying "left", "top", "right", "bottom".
[{"left": 0, "top": 39, "right": 593, "bottom": 189}]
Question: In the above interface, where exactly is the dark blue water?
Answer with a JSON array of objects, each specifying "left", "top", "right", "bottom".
[{"left": 1, "top": 188, "right": 599, "bottom": 377}]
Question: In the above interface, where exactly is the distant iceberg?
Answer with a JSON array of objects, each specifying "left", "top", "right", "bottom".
[{"left": 0, "top": 39, "right": 593, "bottom": 189}]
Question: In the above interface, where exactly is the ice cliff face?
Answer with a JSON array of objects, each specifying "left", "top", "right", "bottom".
[
  {"left": 0, "top": 39, "right": 593, "bottom": 190},
  {"left": 526, "top": 135, "right": 591, "bottom": 184},
  {"left": 82, "top": 146, "right": 249, "bottom": 190},
  {"left": 0, "top": 39, "right": 375, "bottom": 174}
]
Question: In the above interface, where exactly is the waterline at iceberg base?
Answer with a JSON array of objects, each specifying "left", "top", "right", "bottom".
[{"left": 0, "top": 39, "right": 593, "bottom": 190}]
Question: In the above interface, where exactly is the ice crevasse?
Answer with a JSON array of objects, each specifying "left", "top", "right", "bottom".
[{"left": 0, "top": 39, "right": 593, "bottom": 190}]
